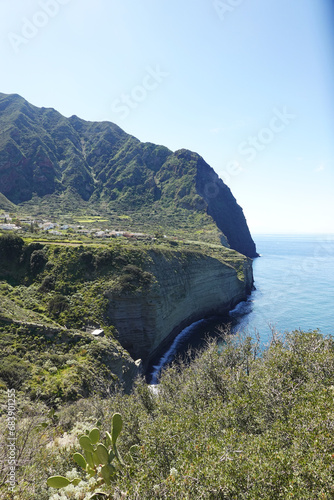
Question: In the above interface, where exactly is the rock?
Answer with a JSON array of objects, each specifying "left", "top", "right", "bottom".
[{"left": 107, "top": 249, "right": 253, "bottom": 369}]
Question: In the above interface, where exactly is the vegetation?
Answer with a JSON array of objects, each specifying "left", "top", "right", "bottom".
[
  {"left": 47, "top": 412, "right": 140, "bottom": 495},
  {"left": 0, "top": 320, "right": 130, "bottom": 402},
  {"left": 0, "top": 329, "right": 333, "bottom": 499},
  {"left": 0, "top": 92, "right": 320, "bottom": 498}
]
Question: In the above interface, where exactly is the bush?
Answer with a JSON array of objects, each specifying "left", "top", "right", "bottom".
[
  {"left": 117, "top": 264, "right": 154, "bottom": 291},
  {"left": 0, "top": 354, "right": 31, "bottom": 388},
  {"left": 30, "top": 249, "right": 47, "bottom": 274},
  {"left": 48, "top": 294, "right": 69, "bottom": 317},
  {"left": 1, "top": 330, "right": 334, "bottom": 499},
  {"left": 79, "top": 250, "right": 94, "bottom": 269},
  {"left": 94, "top": 249, "right": 114, "bottom": 270},
  {"left": 102, "top": 330, "right": 333, "bottom": 500},
  {"left": 0, "top": 233, "right": 24, "bottom": 260},
  {"left": 39, "top": 275, "right": 55, "bottom": 292}
]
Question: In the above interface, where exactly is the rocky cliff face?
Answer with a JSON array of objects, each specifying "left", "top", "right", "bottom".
[
  {"left": 173, "top": 149, "right": 258, "bottom": 257},
  {"left": 0, "top": 236, "right": 254, "bottom": 391},
  {"left": 107, "top": 249, "right": 253, "bottom": 367},
  {"left": 194, "top": 152, "right": 258, "bottom": 258}
]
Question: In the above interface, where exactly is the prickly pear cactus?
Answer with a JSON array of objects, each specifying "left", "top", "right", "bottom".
[
  {"left": 47, "top": 413, "right": 131, "bottom": 496},
  {"left": 47, "top": 475, "right": 81, "bottom": 488}
]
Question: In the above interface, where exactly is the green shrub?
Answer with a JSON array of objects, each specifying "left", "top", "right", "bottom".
[
  {"left": 94, "top": 250, "right": 114, "bottom": 270},
  {"left": 117, "top": 264, "right": 154, "bottom": 291},
  {"left": 91, "top": 330, "right": 334, "bottom": 499},
  {"left": 48, "top": 293, "right": 69, "bottom": 317},
  {"left": 39, "top": 275, "right": 55, "bottom": 292},
  {"left": 1, "top": 330, "right": 334, "bottom": 499},
  {"left": 30, "top": 249, "right": 47, "bottom": 274},
  {"left": 0, "top": 354, "right": 31, "bottom": 388},
  {"left": 80, "top": 250, "right": 94, "bottom": 269},
  {"left": 0, "top": 233, "right": 24, "bottom": 259}
]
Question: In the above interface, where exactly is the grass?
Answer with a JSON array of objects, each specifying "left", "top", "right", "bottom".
[{"left": 74, "top": 218, "right": 110, "bottom": 223}]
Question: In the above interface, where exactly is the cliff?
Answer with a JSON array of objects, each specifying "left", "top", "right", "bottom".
[
  {"left": 107, "top": 248, "right": 253, "bottom": 367},
  {"left": 0, "top": 235, "right": 253, "bottom": 394},
  {"left": 194, "top": 152, "right": 257, "bottom": 258}
]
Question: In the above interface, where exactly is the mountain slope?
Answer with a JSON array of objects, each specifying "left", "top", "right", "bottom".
[{"left": 0, "top": 92, "right": 257, "bottom": 257}]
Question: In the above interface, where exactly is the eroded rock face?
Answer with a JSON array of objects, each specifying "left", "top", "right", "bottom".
[
  {"left": 107, "top": 250, "right": 253, "bottom": 367},
  {"left": 194, "top": 152, "right": 258, "bottom": 258}
]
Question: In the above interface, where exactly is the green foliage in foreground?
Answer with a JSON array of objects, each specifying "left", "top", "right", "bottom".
[
  {"left": 47, "top": 413, "right": 140, "bottom": 498},
  {"left": 1, "top": 329, "right": 334, "bottom": 499}
]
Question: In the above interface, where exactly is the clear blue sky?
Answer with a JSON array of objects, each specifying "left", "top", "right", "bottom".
[{"left": 1, "top": 0, "right": 333, "bottom": 234}]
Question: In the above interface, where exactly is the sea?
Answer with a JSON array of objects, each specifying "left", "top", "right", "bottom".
[{"left": 148, "top": 234, "right": 334, "bottom": 384}]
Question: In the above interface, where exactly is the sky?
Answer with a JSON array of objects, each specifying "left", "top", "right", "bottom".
[{"left": 1, "top": 0, "right": 333, "bottom": 234}]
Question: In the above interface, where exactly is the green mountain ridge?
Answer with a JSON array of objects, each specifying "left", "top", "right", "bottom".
[{"left": 0, "top": 92, "right": 257, "bottom": 257}]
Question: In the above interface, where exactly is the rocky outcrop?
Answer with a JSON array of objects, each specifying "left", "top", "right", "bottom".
[
  {"left": 107, "top": 249, "right": 253, "bottom": 368},
  {"left": 194, "top": 152, "right": 258, "bottom": 258}
]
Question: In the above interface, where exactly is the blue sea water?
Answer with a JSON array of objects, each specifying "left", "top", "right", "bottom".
[
  {"left": 148, "top": 234, "right": 334, "bottom": 383},
  {"left": 230, "top": 234, "right": 334, "bottom": 341}
]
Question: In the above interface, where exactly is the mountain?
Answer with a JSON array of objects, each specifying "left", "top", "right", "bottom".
[{"left": 0, "top": 92, "right": 257, "bottom": 257}]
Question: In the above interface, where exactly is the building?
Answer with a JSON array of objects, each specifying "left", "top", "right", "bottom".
[{"left": 0, "top": 224, "right": 20, "bottom": 231}]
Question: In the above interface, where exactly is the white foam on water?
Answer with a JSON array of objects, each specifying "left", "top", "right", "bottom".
[{"left": 149, "top": 318, "right": 208, "bottom": 385}]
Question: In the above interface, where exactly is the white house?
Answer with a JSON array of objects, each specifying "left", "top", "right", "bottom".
[
  {"left": 40, "top": 222, "right": 57, "bottom": 231},
  {"left": 0, "top": 224, "right": 20, "bottom": 231}
]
